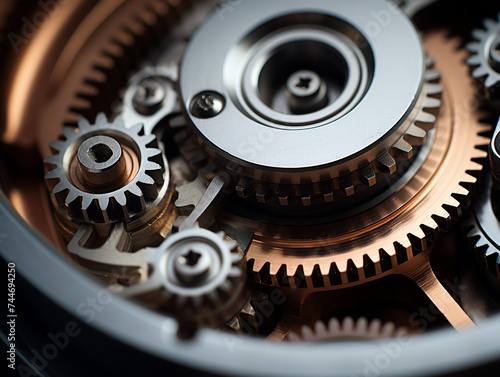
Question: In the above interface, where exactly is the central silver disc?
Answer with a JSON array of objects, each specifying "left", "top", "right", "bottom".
[{"left": 179, "top": 0, "right": 435, "bottom": 205}]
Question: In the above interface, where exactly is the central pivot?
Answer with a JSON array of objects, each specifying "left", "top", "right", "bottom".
[
  {"left": 286, "top": 70, "right": 328, "bottom": 114},
  {"left": 77, "top": 135, "right": 127, "bottom": 187},
  {"left": 173, "top": 246, "right": 213, "bottom": 285}
]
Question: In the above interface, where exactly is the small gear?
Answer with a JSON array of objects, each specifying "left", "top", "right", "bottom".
[
  {"left": 288, "top": 317, "right": 407, "bottom": 342},
  {"left": 116, "top": 224, "right": 247, "bottom": 336},
  {"left": 465, "top": 175, "right": 500, "bottom": 280},
  {"left": 466, "top": 12, "right": 500, "bottom": 108},
  {"left": 44, "top": 113, "right": 167, "bottom": 224}
]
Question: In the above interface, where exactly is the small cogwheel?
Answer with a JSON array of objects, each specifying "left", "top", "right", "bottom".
[
  {"left": 44, "top": 113, "right": 167, "bottom": 224},
  {"left": 466, "top": 12, "right": 500, "bottom": 108},
  {"left": 116, "top": 224, "right": 247, "bottom": 336}
]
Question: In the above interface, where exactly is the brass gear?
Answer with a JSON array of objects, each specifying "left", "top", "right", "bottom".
[{"left": 245, "top": 32, "right": 490, "bottom": 289}]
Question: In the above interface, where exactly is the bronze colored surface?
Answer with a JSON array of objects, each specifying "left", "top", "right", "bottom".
[{"left": 246, "top": 33, "right": 490, "bottom": 290}]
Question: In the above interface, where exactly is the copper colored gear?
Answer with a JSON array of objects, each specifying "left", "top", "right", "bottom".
[{"left": 245, "top": 32, "right": 490, "bottom": 289}]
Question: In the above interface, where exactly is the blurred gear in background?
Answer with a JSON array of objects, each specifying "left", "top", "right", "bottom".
[{"left": 1, "top": 0, "right": 500, "bottom": 376}]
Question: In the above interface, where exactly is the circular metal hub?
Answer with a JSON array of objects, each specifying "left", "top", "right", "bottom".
[{"left": 179, "top": 0, "right": 428, "bottom": 191}]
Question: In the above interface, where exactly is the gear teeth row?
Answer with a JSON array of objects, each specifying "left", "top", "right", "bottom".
[
  {"left": 466, "top": 12, "right": 500, "bottom": 105},
  {"left": 288, "top": 317, "right": 407, "bottom": 342},
  {"left": 466, "top": 221, "right": 500, "bottom": 279},
  {"left": 176, "top": 60, "right": 442, "bottom": 206},
  {"left": 44, "top": 113, "right": 166, "bottom": 224}
]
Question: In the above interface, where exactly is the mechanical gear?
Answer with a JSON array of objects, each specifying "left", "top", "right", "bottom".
[
  {"left": 245, "top": 34, "right": 489, "bottom": 289},
  {"left": 466, "top": 12, "right": 500, "bottom": 109},
  {"left": 288, "top": 317, "right": 407, "bottom": 342},
  {"left": 177, "top": 0, "right": 443, "bottom": 206},
  {"left": 465, "top": 176, "right": 500, "bottom": 280},
  {"left": 44, "top": 113, "right": 167, "bottom": 224},
  {"left": 117, "top": 224, "right": 248, "bottom": 335}
]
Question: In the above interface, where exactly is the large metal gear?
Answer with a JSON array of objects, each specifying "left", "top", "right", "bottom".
[
  {"left": 177, "top": 0, "right": 442, "bottom": 207},
  {"left": 44, "top": 113, "right": 168, "bottom": 225},
  {"left": 245, "top": 33, "right": 489, "bottom": 289},
  {"left": 466, "top": 12, "right": 500, "bottom": 109}
]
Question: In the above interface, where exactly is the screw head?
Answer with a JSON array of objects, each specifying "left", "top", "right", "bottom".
[
  {"left": 190, "top": 91, "right": 226, "bottom": 119},
  {"left": 132, "top": 77, "right": 167, "bottom": 115}
]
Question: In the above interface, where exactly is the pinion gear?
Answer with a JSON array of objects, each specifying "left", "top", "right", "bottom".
[
  {"left": 466, "top": 12, "right": 500, "bottom": 108},
  {"left": 117, "top": 224, "right": 248, "bottom": 333},
  {"left": 44, "top": 113, "right": 167, "bottom": 224}
]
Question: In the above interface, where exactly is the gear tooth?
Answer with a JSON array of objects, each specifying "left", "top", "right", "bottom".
[
  {"left": 236, "top": 177, "right": 256, "bottom": 198},
  {"left": 277, "top": 185, "right": 292, "bottom": 205},
  {"left": 414, "top": 112, "right": 436, "bottom": 131},
  {"left": 442, "top": 197, "right": 462, "bottom": 219},
  {"left": 142, "top": 134, "right": 157, "bottom": 146},
  {"left": 376, "top": 151, "right": 397, "bottom": 174},
  {"left": 408, "top": 228, "right": 428, "bottom": 254},
  {"left": 81, "top": 196, "right": 93, "bottom": 211},
  {"left": 479, "top": 236, "right": 492, "bottom": 250},
  {"left": 484, "top": 18, "right": 497, "bottom": 31},
  {"left": 466, "top": 53, "right": 482, "bottom": 66},
  {"left": 128, "top": 123, "right": 143, "bottom": 136},
  {"left": 114, "top": 192, "right": 128, "bottom": 207},
  {"left": 359, "top": 164, "right": 376, "bottom": 187},
  {"left": 52, "top": 181, "right": 68, "bottom": 195},
  {"left": 299, "top": 185, "right": 313, "bottom": 206},
  {"left": 472, "top": 66, "right": 489, "bottom": 80},
  {"left": 484, "top": 74, "right": 500, "bottom": 89},
  {"left": 288, "top": 332, "right": 301, "bottom": 342},
  {"left": 49, "top": 140, "right": 66, "bottom": 153},
  {"left": 45, "top": 155, "right": 60, "bottom": 166},
  {"left": 95, "top": 112, "right": 108, "bottom": 125},
  {"left": 471, "top": 29, "right": 487, "bottom": 41},
  {"left": 422, "top": 96, "right": 442, "bottom": 111},
  {"left": 138, "top": 174, "right": 156, "bottom": 186},
  {"left": 77, "top": 117, "right": 91, "bottom": 130},
  {"left": 421, "top": 219, "right": 440, "bottom": 241},
  {"left": 145, "top": 161, "right": 163, "bottom": 172},
  {"left": 432, "top": 207, "right": 453, "bottom": 231},
  {"left": 145, "top": 147, "right": 162, "bottom": 161},
  {"left": 62, "top": 126, "right": 76, "bottom": 140},
  {"left": 45, "top": 169, "right": 60, "bottom": 180},
  {"left": 318, "top": 181, "right": 334, "bottom": 202},
  {"left": 314, "top": 321, "right": 327, "bottom": 336},
  {"left": 390, "top": 139, "right": 413, "bottom": 160},
  {"left": 425, "top": 69, "right": 441, "bottom": 82},
  {"left": 404, "top": 124, "right": 427, "bottom": 146},
  {"left": 301, "top": 325, "right": 316, "bottom": 342},
  {"left": 339, "top": 174, "right": 354, "bottom": 196},
  {"left": 97, "top": 196, "right": 109, "bottom": 211},
  {"left": 65, "top": 190, "right": 80, "bottom": 206},
  {"left": 425, "top": 83, "right": 444, "bottom": 97},
  {"left": 255, "top": 182, "right": 273, "bottom": 203},
  {"left": 327, "top": 318, "right": 341, "bottom": 334}
]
